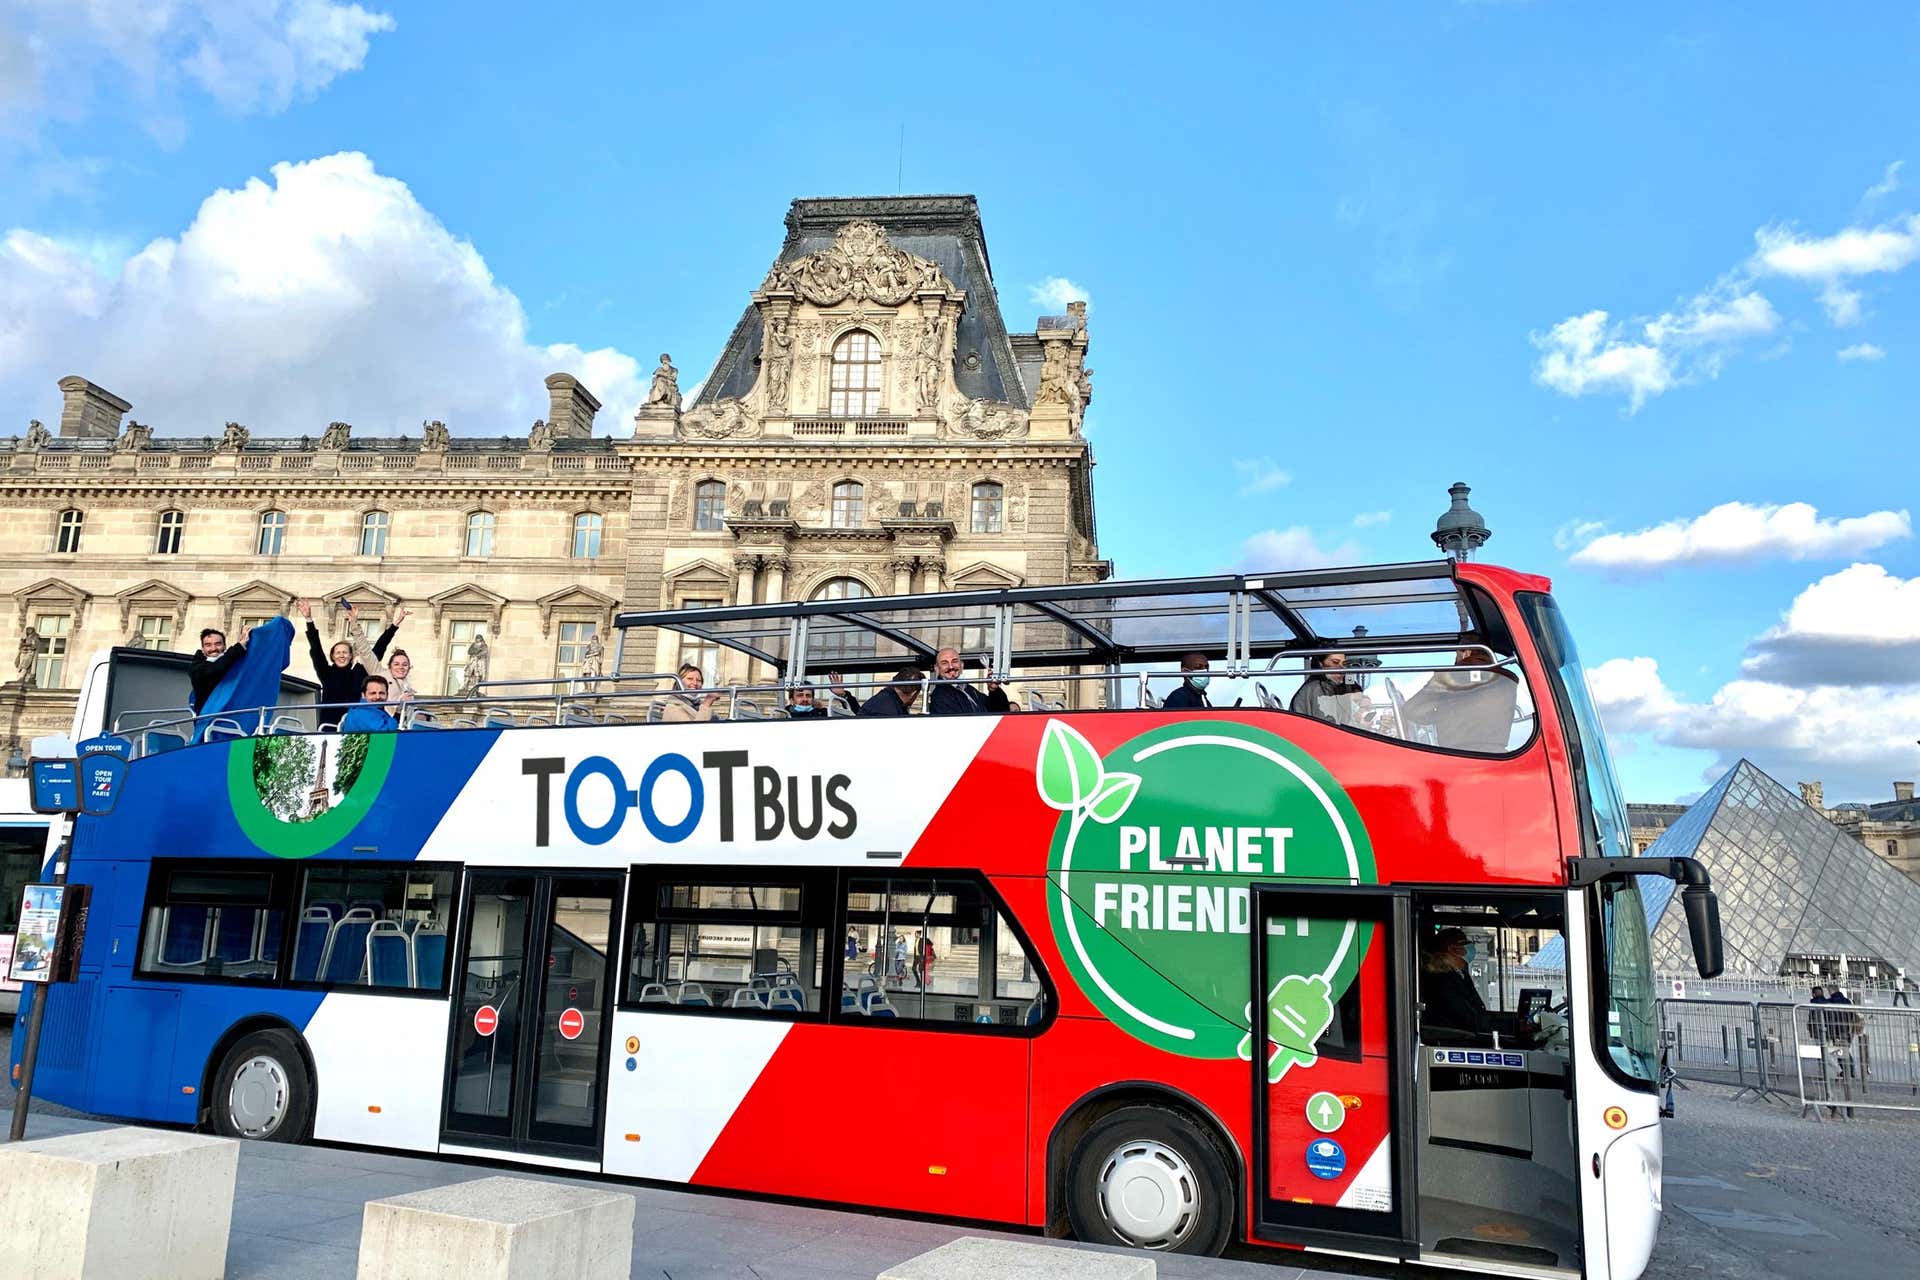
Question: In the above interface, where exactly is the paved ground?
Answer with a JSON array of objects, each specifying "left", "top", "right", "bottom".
[{"left": 8, "top": 1022, "right": 1918, "bottom": 1278}]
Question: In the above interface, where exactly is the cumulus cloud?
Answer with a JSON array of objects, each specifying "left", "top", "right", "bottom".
[
  {"left": 1530, "top": 286, "right": 1778, "bottom": 411},
  {"left": 1232, "top": 457, "right": 1291, "bottom": 496},
  {"left": 0, "top": 151, "right": 646, "bottom": 436},
  {"left": 1837, "top": 342, "right": 1886, "bottom": 361},
  {"left": 1027, "top": 276, "right": 1091, "bottom": 317},
  {"left": 1554, "top": 518, "right": 1609, "bottom": 551},
  {"left": 1352, "top": 510, "right": 1393, "bottom": 528},
  {"left": 0, "top": 1, "right": 394, "bottom": 141},
  {"left": 1566, "top": 501, "right": 1910, "bottom": 569},
  {"left": 1863, "top": 160, "right": 1904, "bottom": 204},
  {"left": 1236, "top": 527, "right": 1365, "bottom": 573},
  {"left": 1740, "top": 563, "right": 1920, "bottom": 685},
  {"left": 1750, "top": 214, "right": 1920, "bottom": 326},
  {"left": 1588, "top": 656, "right": 1685, "bottom": 735}
]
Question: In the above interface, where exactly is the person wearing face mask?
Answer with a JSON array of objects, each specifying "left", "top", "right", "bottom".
[
  {"left": 1419, "top": 926, "right": 1491, "bottom": 1042},
  {"left": 1162, "top": 653, "right": 1213, "bottom": 710},
  {"left": 1402, "top": 646, "right": 1519, "bottom": 752},
  {"left": 1289, "top": 652, "right": 1368, "bottom": 727}
]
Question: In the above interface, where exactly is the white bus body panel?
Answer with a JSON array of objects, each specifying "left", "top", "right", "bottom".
[{"left": 306, "top": 992, "right": 450, "bottom": 1152}]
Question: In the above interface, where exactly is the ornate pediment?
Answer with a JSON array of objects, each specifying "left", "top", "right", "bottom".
[
  {"left": 322, "top": 581, "right": 400, "bottom": 630},
  {"left": 15, "top": 577, "right": 91, "bottom": 631},
  {"left": 761, "top": 220, "right": 955, "bottom": 307},
  {"left": 115, "top": 579, "right": 191, "bottom": 630},
  {"left": 534, "top": 585, "right": 617, "bottom": 636},
  {"left": 426, "top": 583, "right": 507, "bottom": 636}
]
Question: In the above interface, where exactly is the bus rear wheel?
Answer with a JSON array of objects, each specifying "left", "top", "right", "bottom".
[
  {"left": 1066, "top": 1104, "right": 1233, "bottom": 1256},
  {"left": 210, "top": 1030, "right": 311, "bottom": 1143}
]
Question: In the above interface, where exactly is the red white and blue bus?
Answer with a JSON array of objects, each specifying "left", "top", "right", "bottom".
[{"left": 10, "top": 561, "right": 1720, "bottom": 1279}]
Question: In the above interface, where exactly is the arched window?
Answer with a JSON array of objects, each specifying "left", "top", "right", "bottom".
[
  {"left": 256, "top": 510, "right": 287, "bottom": 556},
  {"left": 155, "top": 510, "right": 185, "bottom": 555},
  {"left": 465, "top": 511, "right": 495, "bottom": 557},
  {"left": 571, "top": 512, "right": 604, "bottom": 558},
  {"left": 810, "top": 576, "right": 875, "bottom": 661},
  {"left": 694, "top": 480, "right": 726, "bottom": 531},
  {"left": 359, "top": 510, "right": 390, "bottom": 556},
  {"left": 829, "top": 330, "right": 883, "bottom": 416},
  {"left": 970, "top": 482, "right": 1004, "bottom": 533},
  {"left": 55, "top": 508, "right": 84, "bottom": 554},
  {"left": 831, "top": 481, "right": 864, "bottom": 529}
]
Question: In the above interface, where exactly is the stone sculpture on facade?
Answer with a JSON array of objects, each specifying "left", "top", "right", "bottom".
[
  {"left": 1036, "top": 344, "right": 1073, "bottom": 406},
  {"left": 760, "top": 220, "right": 954, "bottom": 306},
  {"left": 14, "top": 627, "right": 41, "bottom": 689},
  {"left": 115, "top": 420, "right": 153, "bottom": 452},
  {"left": 217, "top": 421, "right": 251, "bottom": 452},
  {"left": 22, "top": 420, "right": 50, "bottom": 452},
  {"left": 421, "top": 420, "right": 451, "bottom": 450},
  {"left": 646, "top": 354, "right": 681, "bottom": 408},
  {"left": 457, "top": 631, "right": 490, "bottom": 697},
  {"left": 684, "top": 398, "right": 760, "bottom": 440},
  {"left": 914, "top": 315, "right": 944, "bottom": 410},
  {"left": 320, "top": 421, "right": 352, "bottom": 450},
  {"left": 579, "top": 631, "right": 604, "bottom": 680},
  {"left": 527, "top": 419, "right": 555, "bottom": 452},
  {"left": 954, "top": 397, "right": 1029, "bottom": 440},
  {"left": 763, "top": 317, "right": 793, "bottom": 410},
  {"left": 1066, "top": 300, "right": 1088, "bottom": 331}
]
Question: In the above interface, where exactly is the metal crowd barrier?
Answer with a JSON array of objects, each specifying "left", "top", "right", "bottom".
[{"left": 1659, "top": 998, "right": 1920, "bottom": 1114}]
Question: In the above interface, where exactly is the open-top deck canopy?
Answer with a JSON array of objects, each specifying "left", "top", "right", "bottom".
[{"left": 613, "top": 560, "right": 1486, "bottom": 676}]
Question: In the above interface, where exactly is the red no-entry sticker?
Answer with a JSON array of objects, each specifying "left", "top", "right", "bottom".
[
  {"left": 474, "top": 1004, "right": 498, "bottom": 1037},
  {"left": 558, "top": 1007, "right": 585, "bottom": 1041}
]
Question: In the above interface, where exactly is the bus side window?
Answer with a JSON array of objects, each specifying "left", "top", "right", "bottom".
[
  {"left": 289, "top": 864, "right": 455, "bottom": 991},
  {"left": 841, "top": 876, "right": 1046, "bottom": 1030},
  {"left": 138, "top": 866, "right": 283, "bottom": 982},
  {"left": 623, "top": 876, "right": 823, "bottom": 1015}
]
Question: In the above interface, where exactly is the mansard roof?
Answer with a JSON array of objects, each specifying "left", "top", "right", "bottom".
[
  {"left": 4, "top": 433, "right": 615, "bottom": 454},
  {"left": 696, "top": 194, "right": 1033, "bottom": 411}
]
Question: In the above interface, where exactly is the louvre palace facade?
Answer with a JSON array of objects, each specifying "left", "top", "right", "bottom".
[{"left": 0, "top": 195, "right": 1107, "bottom": 755}]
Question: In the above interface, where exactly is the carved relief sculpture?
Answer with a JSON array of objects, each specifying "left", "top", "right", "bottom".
[
  {"left": 218, "top": 421, "right": 251, "bottom": 452},
  {"left": 761, "top": 221, "right": 955, "bottom": 306},
  {"left": 14, "top": 627, "right": 41, "bottom": 688},
  {"left": 914, "top": 315, "right": 944, "bottom": 410},
  {"left": 954, "top": 398, "right": 1030, "bottom": 440},
  {"left": 320, "top": 421, "right": 352, "bottom": 450},
  {"left": 683, "top": 398, "right": 760, "bottom": 440},
  {"left": 763, "top": 316, "right": 793, "bottom": 411},
  {"left": 645, "top": 354, "right": 681, "bottom": 408},
  {"left": 1035, "top": 344, "right": 1073, "bottom": 406}
]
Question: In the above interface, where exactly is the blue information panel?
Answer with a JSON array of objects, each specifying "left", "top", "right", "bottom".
[
  {"left": 28, "top": 759, "right": 78, "bottom": 814},
  {"left": 78, "top": 754, "right": 129, "bottom": 816}
]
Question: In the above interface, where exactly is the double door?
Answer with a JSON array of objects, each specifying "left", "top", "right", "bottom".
[{"left": 442, "top": 871, "right": 621, "bottom": 1158}]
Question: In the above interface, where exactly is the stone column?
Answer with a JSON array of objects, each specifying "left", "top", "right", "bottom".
[
  {"left": 890, "top": 557, "right": 915, "bottom": 597},
  {"left": 733, "top": 555, "right": 760, "bottom": 606},
  {"left": 762, "top": 555, "right": 789, "bottom": 604},
  {"left": 918, "top": 560, "right": 945, "bottom": 594}
]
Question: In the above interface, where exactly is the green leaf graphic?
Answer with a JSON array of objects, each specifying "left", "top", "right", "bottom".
[
  {"left": 1086, "top": 772, "right": 1141, "bottom": 824},
  {"left": 1037, "top": 719, "right": 1104, "bottom": 811}
]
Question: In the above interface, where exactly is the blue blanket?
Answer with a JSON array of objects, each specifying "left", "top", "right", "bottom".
[{"left": 192, "top": 616, "right": 294, "bottom": 743}]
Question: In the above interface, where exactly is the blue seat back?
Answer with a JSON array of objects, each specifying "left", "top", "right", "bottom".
[
  {"left": 412, "top": 929, "right": 448, "bottom": 989},
  {"left": 292, "top": 909, "right": 333, "bottom": 981},
  {"left": 322, "top": 909, "right": 377, "bottom": 983},
  {"left": 366, "top": 921, "right": 410, "bottom": 987},
  {"left": 212, "top": 909, "right": 256, "bottom": 965},
  {"left": 160, "top": 908, "right": 210, "bottom": 966}
]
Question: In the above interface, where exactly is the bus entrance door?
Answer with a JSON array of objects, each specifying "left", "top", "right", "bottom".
[
  {"left": 442, "top": 871, "right": 622, "bottom": 1163},
  {"left": 1251, "top": 885, "right": 1416, "bottom": 1262}
]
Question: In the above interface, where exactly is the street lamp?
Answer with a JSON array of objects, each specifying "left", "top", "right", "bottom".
[{"left": 1431, "top": 482, "right": 1491, "bottom": 561}]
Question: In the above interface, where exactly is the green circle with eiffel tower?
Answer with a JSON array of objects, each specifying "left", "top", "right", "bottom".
[{"left": 226, "top": 733, "right": 398, "bottom": 858}]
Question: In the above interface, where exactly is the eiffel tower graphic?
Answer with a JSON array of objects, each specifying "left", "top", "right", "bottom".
[{"left": 306, "top": 739, "right": 333, "bottom": 819}]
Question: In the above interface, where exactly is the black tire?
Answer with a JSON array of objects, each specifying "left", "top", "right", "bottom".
[
  {"left": 209, "top": 1029, "right": 312, "bottom": 1143},
  {"left": 1066, "top": 1104, "right": 1235, "bottom": 1256}
]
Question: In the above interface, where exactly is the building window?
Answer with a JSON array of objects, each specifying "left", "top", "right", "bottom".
[
  {"left": 677, "top": 598, "right": 722, "bottom": 683},
  {"left": 444, "top": 620, "right": 489, "bottom": 695},
  {"left": 555, "top": 621, "right": 597, "bottom": 680},
  {"left": 31, "top": 612, "right": 70, "bottom": 688},
  {"left": 465, "top": 511, "right": 495, "bottom": 558},
  {"left": 831, "top": 481, "right": 864, "bottom": 529},
  {"left": 571, "top": 512, "right": 604, "bottom": 558},
  {"left": 359, "top": 511, "right": 390, "bottom": 556},
  {"left": 257, "top": 510, "right": 287, "bottom": 556},
  {"left": 237, "top": 615, "right": 275, "bottom": 637},
  {"left": 829, "top": 330, "right": 883, "bottom": 416},
  {"left": 1890, "top": 841, "right": 1900, "bottom": 858},
  {"left": 55, "top": 509, "right": 84, "bottom": 554},
  {"left": 155, "top": 511, "right": 185, "bottom": 555},
  {"left": 694, "top": 481, "right": 726, "bottom": 531},
  {"left": 970, "top": 482, "right": 1004, "bottom": 533},
  {"left": 136, "top": 615, "right": 174, "bottom": 651},
  {"left": 809, "top": 577, "right": 874, "bottom": 662}
]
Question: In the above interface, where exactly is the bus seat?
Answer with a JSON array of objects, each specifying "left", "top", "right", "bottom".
[
  {"left": 523, "top": 715, "right": 553, "bottom": 727},
  {"left": 675, "top": 982, "right": 711, "bottom": 1007},
  {"left": 204, "top": 717, "right": 250, "bottom": 743},
  {"left": 257, "top": 911, "right": 283, "bottom": 966},
  {"left": 1024, "top": 996, "right": 1047, "bottom": 1025},
  {"left": 732, "top": 699, "right": 763, "bottom": 721},
  {"left": 412, "top": 929, "right": 447, "bottom": 989},
  {"left": 348, "top": 899, "right": 385, "bottom": 918},
  {"left": 1025, "top": 690, "right": 1047, "bottom": 712},
  {"left": 728, "top": 988, "right": 766, "bottom": 1008},
  {"left": 322, "top": 908, "right": 377, "bottom": 984},
  {"left": 1142, "top": 688, "right": 1163, "bottom": 710},
  {"left": 646, "top": 700, "right": 669, "bottom": 724},
  {"left": 292, "top": 908, "right": 334, "bottom": 981},
  {"left": 159, "top": 907, "right": 211, "bottom": 967},
  {"left": 637, "top": 982, "right": 672, "bottom": 1004},
  {"left": 266, "top": 714, "right": 306, "bottom": 736},
  {"left": 449, "top": 716, "right": 479, "bottom": 728},
  {"left": 310, "top": 900, "right": 346, "bottom": 922},
  {"left": 140, "top": 728, "right": 188, "bottom": 756},
  {"left": 1256, "top": 683, "right": 1278, "bottom": 711},
  {"left": 211, "top": 908, "right": 257, "bottom": 967},
  {"left": 767, "top": 987, "right": 806, "bottom": 1013},
  {"left": 365, "top": 921, "right": 411, "bottom": 987},
  {"left": 861, "top": 990, "right": 897, "bottom": 1018},
  {"left": 406, "top": 709, "right": 442, "bottom": 729},
  {"left": 840, "top": 992, "right": 859, "bottom": 1011},
  {"left": 482, "top": 708, "right": 518, "bottom": 729}
]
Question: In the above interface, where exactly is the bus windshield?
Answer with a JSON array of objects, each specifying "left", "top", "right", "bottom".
[{"left": 1517, "top": 593, "right": 1632, "bottom": 860}]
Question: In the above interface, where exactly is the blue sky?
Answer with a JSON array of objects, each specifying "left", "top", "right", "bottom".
[{"left": 3, "top": 3, "right": 1917, "bottom": 803}]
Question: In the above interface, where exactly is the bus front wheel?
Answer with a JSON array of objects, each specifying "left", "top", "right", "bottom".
[
  {"left": 210, "top": 1030, "right": 312, "bottom": 1143},
  {"left": 1066, "top": 1105, "right": 1233, "bottom": 1256}
]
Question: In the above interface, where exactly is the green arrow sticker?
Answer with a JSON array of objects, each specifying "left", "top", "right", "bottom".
[{"left": 1306, "top": 1090, "right": 1346, "bottom": 1133}]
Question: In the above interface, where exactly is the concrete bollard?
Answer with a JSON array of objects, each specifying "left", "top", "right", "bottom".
[
  {"left": 0, "top": 1126, "right": 240, "bottom": 1280},
  {"left": 878, "top": 1236, "right": 1156, "bottom": 1280},
  {"left": 357, "top": 1175, "right": 635, "bottom": 1280}
]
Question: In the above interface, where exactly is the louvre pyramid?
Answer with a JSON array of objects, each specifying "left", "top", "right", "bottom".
[{"left": 1640, "top": 760, "right": 1920, "bottom": 975}]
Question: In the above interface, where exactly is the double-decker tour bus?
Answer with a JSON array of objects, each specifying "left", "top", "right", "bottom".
[{"left": 11, "top": 561, "right": 1721, "bottom": 1279}]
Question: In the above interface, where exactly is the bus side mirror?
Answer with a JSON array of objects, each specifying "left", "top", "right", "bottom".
[{"left": 1682, "top": 885, "right": 1723, "bottom": 979}]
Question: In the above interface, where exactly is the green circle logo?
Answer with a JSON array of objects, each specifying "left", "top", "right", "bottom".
[
  {"left": 225, "top": 732, "right": 397, "bottom": 858},
  {"left": 1042, "top": 719, "right": 1376, "bottom": 1075}
]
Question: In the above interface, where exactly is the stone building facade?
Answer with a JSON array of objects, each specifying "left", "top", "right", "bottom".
[
  {"left": 1799, "top": 780, "right": 1920, "bottom": 886},
  {"left": 0, "top": 195, "right": 1105, "bottom": 754}
]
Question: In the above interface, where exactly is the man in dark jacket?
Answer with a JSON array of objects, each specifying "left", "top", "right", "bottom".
[
  {"left": 1419, "top": 927, "right": 1490, "bottom": 1042},
  {"left": 297, "top": 599, "right": 400, "bottom": 728},
  {"left": 189, "top": 627, "right": 247, "bottom": 711},
  {"left": 859, "top": 668, "right": 923, "bottom": 717},
  {"left": 928, "top": 647, "right": 1009, "bottom": 715},
  {"left": 1162, "top": 653, "right": 1213, "bottom": 710}
]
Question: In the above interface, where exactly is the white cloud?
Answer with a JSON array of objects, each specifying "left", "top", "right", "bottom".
[
  {"left": 1741, "top": 563, "right": 1920, "bottom": 685},
  {"left": 1588, "top": 657, "right": 1684, "bottom": 735},
  {"left": 1236, "top": 527, "right": 1365, "bottom": 573},
  {"left": 1750, "top": 214, "right": 1920, "bottom": 326},
  {"left": 1027, "top": 276, "right": 1091, "bottom": 317},
  {"left": 1837, "top": 342, "right": 1886, "bottom": 361},
  {"left": 1554, "top": 518, "right": 1608, "bottom": 551},
  {"left": 1566, "top": 502, "right": 1910, "bottom": 569},
  {"left": 1863, "top": 160, "right": 1904, "bottom": 203},
  {"left": 1231, "top": 457, "right": 1291, "bottom": 496},
  {"left": 1352, "top": 510, "right": 1393, "bottom": 528},
  {"left": 1530, "top": 286, "right": 1777, "bottom": 411},
  {"left": 0, "top": 151, "right": 646, "bottom": 437},
  {"left": 0, "top": 1, "right": 393, "bottom": 141}
]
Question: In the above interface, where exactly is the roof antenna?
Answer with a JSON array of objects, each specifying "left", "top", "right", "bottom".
[{"left": 897, "top": 123, "right": 904, "bottom": 193}]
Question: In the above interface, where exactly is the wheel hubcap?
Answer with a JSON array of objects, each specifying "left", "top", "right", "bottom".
[
  {"left": 1096, "top": 1138, "right": 1198, "bottom": 1249},
  {"left": 228, "top": 1055, "right": 289, "bottom": 1138}
]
